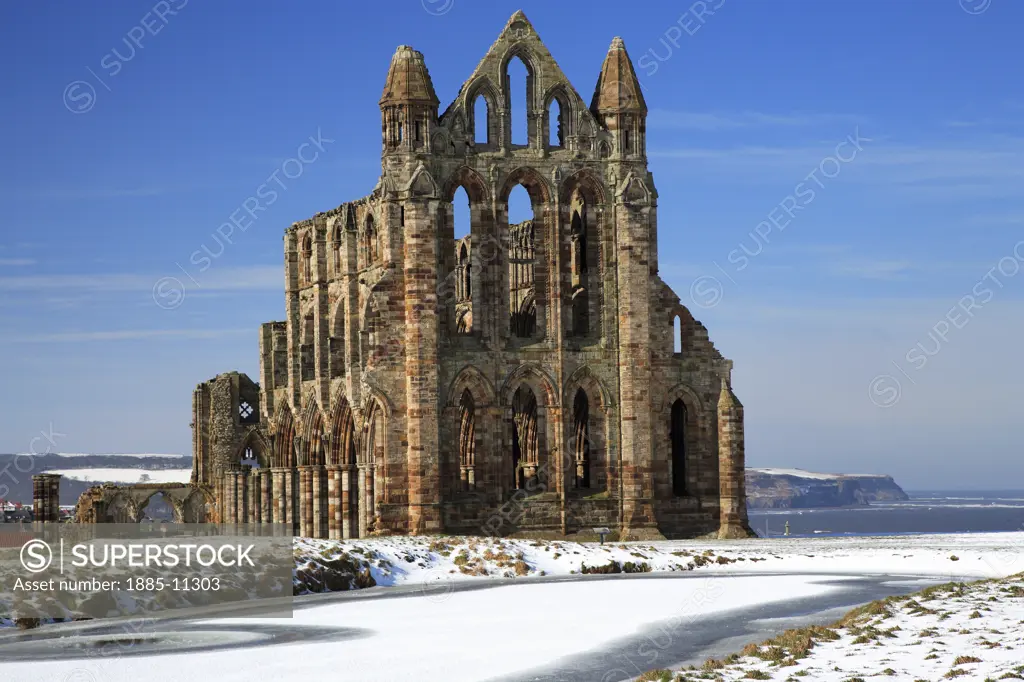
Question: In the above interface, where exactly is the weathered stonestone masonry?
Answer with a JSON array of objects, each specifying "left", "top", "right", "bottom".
[
  {"left": 74, "top": 483, "right": 213, "bottom": 524},
  {"left": 32, "top": 474, "right": 61, "bottom": 523},
  {"left": 184, "top": 11, "right": 753, "bottom": 540}
]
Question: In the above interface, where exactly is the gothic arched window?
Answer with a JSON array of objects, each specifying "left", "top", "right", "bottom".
[
  {"left": 671, "top": 399, "right": 687, "bottom": 496},
  {"left": 365, "top": 214, "right": 379, "bottom": 264},
  {"left": 301, "top": 234, "right": 313, "bottom": 284},
  {"left": 458, "top": 390, "right": 476, "bottom": 491}
]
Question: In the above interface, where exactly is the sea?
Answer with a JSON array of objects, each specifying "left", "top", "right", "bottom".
[{"left": 749, "top": 490, "right": 1024, "bottom": 538}]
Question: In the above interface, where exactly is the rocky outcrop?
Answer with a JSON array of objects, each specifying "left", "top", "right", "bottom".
[{"left": 745, "top": 468, "right": 909, "bottom": 509}]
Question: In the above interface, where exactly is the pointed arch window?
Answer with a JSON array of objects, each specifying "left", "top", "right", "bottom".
[
  {"left": 450, "top": 184, "right": 474, "bottom": 337},
  {"left": 300, "top": 314, "right": 315, "bottom": 381},
  {"left": 458, "top": 243, "right": 470, "bottom": 302},
  {"left": 671, "top": 399, "right": 687, "bottom": 496},
  {"left": 511, "top": 386, "right": 539, "bottom": 489},
  {"left": 458, "top": 390, "right": 476, "bottom": 491},
  {"left": 569, "top": 200, "right": 590, "bottom": 337},
  {"left": 573, "top": 389, "right": 591, "bottom": 488},
  {"left": 508, "top": 185, "right": 536, "bottom": 338},
  {"left": 473, "top": 94, "right": 490, "bottom": 145},
  {"left": 301, "top": 234, "right": 313, "bottom": 284},
  {"left": 364, "top": 214, "right": 379, "bottom": 264},
  {"left": 548, "top": 97, "right": 564, "bottom": 148},
  {"left": 240, "top": 446, "right": 260, "bottom": 469},
  {"left": 331, "top": 224, "right": 342, "bottom": 274},
  {"left": 505, "top": 55, "right": 531, "bottom": 146}
]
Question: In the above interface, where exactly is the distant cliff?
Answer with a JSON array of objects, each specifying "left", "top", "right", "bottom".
[{"left": 746, "top": 468, "right": 909, "bottom": 509}]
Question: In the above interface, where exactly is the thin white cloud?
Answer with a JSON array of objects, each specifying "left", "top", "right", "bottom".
[
  {"left": 0, "top": 258, "right": 35, "bottom": 266},
  {"left": 651, "top": 136, "right": 1024, "bottom": 200}
]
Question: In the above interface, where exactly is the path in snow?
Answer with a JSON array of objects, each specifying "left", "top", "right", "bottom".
[
  {"left": 0, "top": 572, "right": 944, "bottom": 682},
  {"left": 1, "top": 532, "right": 1020, "bottom": 682}
]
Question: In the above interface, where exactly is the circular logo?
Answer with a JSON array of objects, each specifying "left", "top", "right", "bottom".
[
  {"left": 421, "top": 0, "right": 454, "bottom": 16},
  {"left": 63, "top": 670, "right": 99, "bottom": 682},
  {"left": 868, "top": 374, "right": 902, "bottom": 408},
  {"left": 960, "top": 0, "right": 992, "bottom": 14},
  {"left": 689, "top": 275, "right": 723, "bottom": 309},
  {"left": 610, "top": 77, "right": 642, "bottom": 111},
  {"left": 152, "top": 276, "right": 185, "bottom": 310},
  {"left": 472, "top": 233, "right": 502, "bottom": 266},
  {"left": 600, "top": 669, "right": 633, "bottom": 682},
  {"left": 21, "top": 539, "right": 53, "bottom": 573},
  {"left": 63, "top": 80, "right": 97, "bottom": 114},
  {"left": 419, "top": 568, "right": 456, "bottom": 603}
]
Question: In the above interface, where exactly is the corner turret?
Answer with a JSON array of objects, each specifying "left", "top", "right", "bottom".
[
  {"left": 380, "top": 45, "right": 439, "bottom": 154},
  {"left": 591, "top": 37, "right": 647, "bottom": 159}
]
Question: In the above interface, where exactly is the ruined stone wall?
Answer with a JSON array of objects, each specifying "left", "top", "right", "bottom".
[
  {"left": 75, "top": 483, "right": 213, "bottom": 524},
  {"left": 192, "top": 373, "right": 266, "bottom": 489},
  {"left": 187, "top": 11, "right": 749, "bottom": 541}
]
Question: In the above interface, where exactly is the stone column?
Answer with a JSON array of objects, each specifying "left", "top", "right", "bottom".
[
  {"left": 614, "top": 187, "right": 664, "bottom": 541},
  {"left": 357, "top": 467, "right": 367, "bottom": 538},
  {"left": 251, "top": 469, "right": 262, "bottom": 523},
  {"left": 249, "top": 470, "right": 260, "bottom": 524},
  {"left": 258, "top": 466, "right": 270, "bottom": 524},
  {"left": 365, "top": 466, "right": 376, "bottom": 534},
  {"left": 326, "top": 465, "right": 341, "bottom": 539},
  {"left": 341, "top": 466, "right": 354, "bottom": 539},
  {"left": 284, "top": 468, "right": 296, "bottom": 534},
  {"left": 32, "top": 474, "right": 61, "bottom": 523},
  {"left": 312, "top": 465, "right": 326, "bottom": 539},
  {"left": 272, "top": 467, "right": 287, "bottom": 529},
  {"left": 235, "top": 470, "right": 247, "bottom": 526},
  {"left": 401, "top": 196, "right": 443, "bottom": 533},
  {"left": 224, "top": 470, "right": 236, "bottom": 524},
  {"left": 717, "top": 375, "right": 755, "bottom": 539},
  {"left": 296, "top": 466, "right": 311, "bottom": 537}
]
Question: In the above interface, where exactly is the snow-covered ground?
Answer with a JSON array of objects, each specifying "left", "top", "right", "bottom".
[
  {"left": 292, "top": 532, "right": 1024, "bottom": 593},
  {"left": 44, "top": 468, "right": 193, "bottom": 484},
  {"left": 2, "top": 532, "right": 1021, "bottom": 682},
  {"left": 669, "top": 573, "right": 1024, "bottom": 681}
]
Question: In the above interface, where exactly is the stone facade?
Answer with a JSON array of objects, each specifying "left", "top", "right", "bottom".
[{"left": 191, "top": 11, "right": 752, "bottom": 541}]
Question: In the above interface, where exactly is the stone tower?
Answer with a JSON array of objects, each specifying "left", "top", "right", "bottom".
[
  {"left": 32, "top": 473, "right": 61, "bottom": 523},
  {"left": 190, "top": 11, "right": 751, "bottom": 540}
]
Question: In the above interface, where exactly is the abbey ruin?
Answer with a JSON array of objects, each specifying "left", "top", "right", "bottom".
[{"left": 177, "top": 12, "right": 751, "bottom": 540}]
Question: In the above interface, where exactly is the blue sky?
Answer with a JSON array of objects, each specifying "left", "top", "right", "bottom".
[{"left": 1, "top": 0, "right": 1022, "bottom": 488}]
